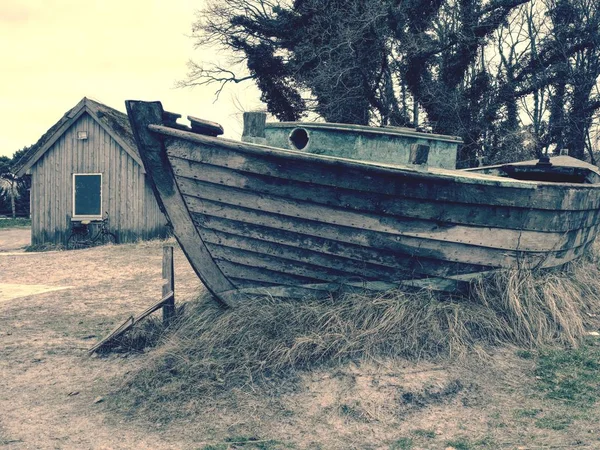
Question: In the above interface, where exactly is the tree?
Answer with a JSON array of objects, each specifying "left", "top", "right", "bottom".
[
  {"left": 0, "top": 156, "right": 18, "bottom": 219},
  {"left": 389, "top": 0, "right": 532, "bottom": 166},
  {"left": 186, "top": 0, "right": 600, "bottom": 166},
  {"left": 510, "top": 0, "right": 600, "bottom": 160},
  {"left": 0, "top": 147, "right": 31, "bottom": 219},
  {"left": 184, "top": 0, "right": 409, "bottom": 125}
]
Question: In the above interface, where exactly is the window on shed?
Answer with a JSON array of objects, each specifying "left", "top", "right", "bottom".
[{"left": 73, "top": 173, "right": 102, "bottom": 218}]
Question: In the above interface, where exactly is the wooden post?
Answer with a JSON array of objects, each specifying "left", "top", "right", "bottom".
[
  {"left": 162, "top": 246, "right": 175, "bottom": 325},
  {"left": 242, "top": 111, "right": 267, "bottom": 145}
]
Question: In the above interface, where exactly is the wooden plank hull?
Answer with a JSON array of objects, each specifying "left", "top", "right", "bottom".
[{"left": 126, "top": 101, "right": 600, "bottom": 306}]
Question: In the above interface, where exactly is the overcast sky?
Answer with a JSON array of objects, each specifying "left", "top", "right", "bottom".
[{"left": 0, "top": 0, "right": 262, "bottom": 158}]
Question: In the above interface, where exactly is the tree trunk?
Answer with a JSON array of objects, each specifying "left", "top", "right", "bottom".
[{"left": 10, "top": 180, "right": 16, "bottom": 219}]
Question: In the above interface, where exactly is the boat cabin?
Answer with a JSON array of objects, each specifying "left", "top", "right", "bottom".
[{"left": 264, "top": 122, "right": 462, "bottom": 169}]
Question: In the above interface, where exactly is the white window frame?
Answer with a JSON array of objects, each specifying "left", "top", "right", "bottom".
[{"left": 72, "top": 173, "right": 103, "bottom": 220}]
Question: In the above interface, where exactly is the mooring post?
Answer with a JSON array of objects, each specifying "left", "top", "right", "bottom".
[
  {"left": 241, "top": 111, "right": 267, "bottom": 145},
  {"left": 162, "top": 245, "right": 175, "bottom": 325}
]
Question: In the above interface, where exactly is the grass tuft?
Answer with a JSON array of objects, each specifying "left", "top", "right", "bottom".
[
  {"left": 110, "top": 246, "right": 600, "bottom": 419},
  {"left": 534, "top": 414, "right": 573, "bottom": 430},
  {"left": 411, "top": 429, "right": 436, "bottom": 439},
  {"left": 445, "top": 437, "right": 473, "bottom": 450},
  {"left": 533, "top": 337, "right": 600, "bottom": 405},
  {"left": 390, "top": 437, "right": 413, "bottom": 449},
  {"left": 0, "top": 217, "right": 30, "bottom": 228}
]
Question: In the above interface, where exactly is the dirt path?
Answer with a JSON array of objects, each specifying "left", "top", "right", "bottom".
[{"left": 0, "top": 239, "right": 204, "bottom": 449}]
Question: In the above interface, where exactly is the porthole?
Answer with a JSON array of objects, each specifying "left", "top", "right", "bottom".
[{"left": 289, "top": 128, "right": 310, "bottom": 150}]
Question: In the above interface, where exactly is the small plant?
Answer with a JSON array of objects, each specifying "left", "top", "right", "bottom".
[
  {"left": 390, "top": 437, "right": 413, "bottom": 449},
  {"left": 411, "top": 429, "right": 436, "bottom": 439},
  {"left": 225, "top": 436, "right": 282, "bottom": 449},
  {"left": 515, "top": 349, "right": 533, "bottom": 359},
  {"left": 24, "top": 242, "right": 63, "bottom": 252},
  {"left": 445, "top": 437, "right": 473, "bottom": 450},
  {"left": 513, "top": 408, "right": 542, "bottom": 418},
  {"left": 200, "top": 436, "right": 284, "bottom": 449},
  {"left": 338, "top": 402, "right": 368, "bottom": 422},
  {"left": 473, "top": 436, "right": 496, "bottom": 447},
  {"left": 534, "top": 415, "right": 573, "bottom": 430}
]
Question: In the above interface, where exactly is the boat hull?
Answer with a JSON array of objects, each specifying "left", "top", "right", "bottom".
[{"left": 126, "top": 101, "right": 600, "bottom": 306}]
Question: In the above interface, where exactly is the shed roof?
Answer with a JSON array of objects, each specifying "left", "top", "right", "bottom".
[{"left": 13, "top": 97, "right": 143, "bottom": 176}]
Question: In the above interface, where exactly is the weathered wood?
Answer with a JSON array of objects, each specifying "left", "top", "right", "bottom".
[
  {"left": 179, "top": 178, "right": 600, "bottom": 253},
  {"left": 217, "top": 259, "right": 322, "bottom": 286},
  {"left": 188, "top": 115, "right": 224, "bottom": 137},
  {"left": 136, "top": 290, "right": 175, "bottom": 324},
  {"left": 219, "top": 272, "right": 488, "bottom": 305},
  {"left": 88, "top": 316, "right": 134, "bottom": 355},
  {"left": 88, "top": 290, "right": 175, "bottom": 354},
  {"left": 409, "top": 144, "right": 429, "bottom": 165},
  {"left": 171, "top": 157, "right": 600, "bottom": 232},
  {"left": 126, "top": 101, "right": 235, "bottom": 304},
  {"left": 202, "top": 231, "right": 428, "bottom": 282},
  {"left": 162, "top": 246, "right": 175, "bottom": 325},
  {"left": 23, "top": 99, "right": 166, "bottom": 246},
  {"left": 162, "top": 110, "right": 181, "bottom": 127},
  {"left": 242, "top": 111, "right": 267, "bottom": 145},
  {"left": 193, "top": 215, "right": 491, "bottom": 277},
  {"left": 189, "top": 201, "right": 592, "bottom": 272},
  {"left": 161, "top": 133, "right": 600, "bottom": 212}
]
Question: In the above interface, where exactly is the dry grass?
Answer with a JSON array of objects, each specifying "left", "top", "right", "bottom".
[{"left": 111, "top": 244, "right": 600, "bottom": 421}]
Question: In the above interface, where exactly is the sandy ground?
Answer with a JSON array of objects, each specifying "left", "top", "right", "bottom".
[
  {"left": 0, "top": 238, "right": 204, "bottom": 449},
  {"left": 0, "top": 228, "right": 30, "bottom": 253}
]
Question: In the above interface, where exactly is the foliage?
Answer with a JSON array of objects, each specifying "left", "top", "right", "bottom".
[
  {"left": 185, "top": 0, "right": 600, "bottom": 167},
  {"left": 0, "top": 218, "right": 31, "bottom": 229},
  {"left": 0, "top": 156, "right": 11, "bottom": 176},
  {"left": 0, "top": 147, "right": 31, "bottom": 218}
]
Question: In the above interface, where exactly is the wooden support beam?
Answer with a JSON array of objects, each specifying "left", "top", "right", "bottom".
[
  {"left": 88, "top": 246, "right": 177, "bottom": 354},
  {"left": 88, "top": 290, "right": 175, "bottom": 355},
  {"left": 242, "top": 111, "right": 267, "bottom": 145},
  {"left": 162, "top": 245, "right": 175, "bottom": 325}
]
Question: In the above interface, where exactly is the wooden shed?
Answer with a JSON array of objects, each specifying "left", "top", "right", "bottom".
[{"left": 14, "top": 97, "right": 168, "bottom": 246}]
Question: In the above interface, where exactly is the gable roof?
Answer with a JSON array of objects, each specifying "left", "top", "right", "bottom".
[{"left": 13, "top": 97, "right": 143, "bottom": 176}]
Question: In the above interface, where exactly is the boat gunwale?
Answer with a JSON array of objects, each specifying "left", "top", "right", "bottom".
[
  {"left": 265, "top": 120, "right": 464, "bottom": 143},
  {"left": 148, "top": 124, "right": 600, "bottom": 192}
]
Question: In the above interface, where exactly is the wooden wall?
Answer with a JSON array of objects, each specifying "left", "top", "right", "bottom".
[{"left": 30, "top": 112, "right": 167, "bottom": 245}]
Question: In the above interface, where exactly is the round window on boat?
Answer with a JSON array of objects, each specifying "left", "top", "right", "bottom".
[{"left": 289, "top": 128, "right": 310, "bottom": 150}]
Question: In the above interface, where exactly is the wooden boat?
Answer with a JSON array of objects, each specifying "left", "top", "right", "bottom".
[{"left": 126, "top": 100, "right": 600, "bottom": 306}]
